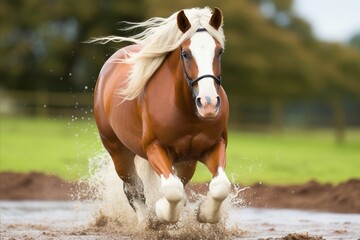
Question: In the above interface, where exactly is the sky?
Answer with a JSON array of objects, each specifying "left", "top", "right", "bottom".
[{"left": 293, "top": 0, "right": 360, "bottom": 43}]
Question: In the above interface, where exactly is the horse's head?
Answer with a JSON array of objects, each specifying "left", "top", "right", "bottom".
[{"left": 177, "top": 8, "right": 224, "bottom": 119}]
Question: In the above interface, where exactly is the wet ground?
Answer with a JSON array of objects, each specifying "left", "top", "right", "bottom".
[{"left": 1, "top": 201, "right": 359, "bottom": 239}]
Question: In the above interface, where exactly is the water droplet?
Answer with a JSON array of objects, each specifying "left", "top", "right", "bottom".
[
  {"left": 43, "top": 104, "right": 47, "bottom": 108},
  {"left": 84, "top": 86, "right": 88, "bottom": 90},
  {"left": 60, "top": 77, "right": 63, "bottom": 81},
  {"left": 69, "top": 73, "right": 72, "bottom": 76}
]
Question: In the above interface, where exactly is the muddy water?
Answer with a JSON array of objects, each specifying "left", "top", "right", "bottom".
[
  {"left": 1, "top": 201, "right": 359, "bottom": 239},
  {"left": 2, "top": 155, "right": 358, "bottom": 239}
]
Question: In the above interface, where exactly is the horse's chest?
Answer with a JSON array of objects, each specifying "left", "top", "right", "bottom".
[{"left": 169, "top": 133, "right": 216, "bottom": 160}]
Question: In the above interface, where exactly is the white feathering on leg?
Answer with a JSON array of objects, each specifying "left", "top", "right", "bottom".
[
  {"left": 198, "top": 167, "right": 230, "bottom": 223},
  {"left": 155, "top": 174, "right": 184, "bottom": 223}
]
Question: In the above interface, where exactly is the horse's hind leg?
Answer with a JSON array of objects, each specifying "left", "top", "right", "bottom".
[
  {"left": 123, "top": 181, "right": 146, "bottom": 220},
  {"left": 100, "top": 134, "right": 146, "bottom": 222}
]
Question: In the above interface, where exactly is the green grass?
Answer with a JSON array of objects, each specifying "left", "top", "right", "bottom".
[
  {"left": 194, "top": 130, "right": 360, "bottom": 184},
  {"left": 1, "top": 117, "right": 360, "bottom": 184},
  {"left": 0, "top": 116, "right": 103, "bottom": 180}
]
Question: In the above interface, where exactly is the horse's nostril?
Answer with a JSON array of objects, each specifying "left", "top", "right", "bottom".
[
  {"left": 196, "top": 97, "right": 203, "bottom": 108},
  {"left": 216, "top": 96, "right": 221, "bottom": 109}
]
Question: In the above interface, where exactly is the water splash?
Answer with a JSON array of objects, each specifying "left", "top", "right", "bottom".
[{"left": 77, "top": 152, "right": 246, "bottom": 238}]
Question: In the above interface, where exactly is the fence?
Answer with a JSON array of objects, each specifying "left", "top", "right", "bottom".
[
  {"left": 1, "top": 90, "right": 359, "bottom": 132},
  {"left": 1, "top": 89, "right": 93, "bottom": 117}
]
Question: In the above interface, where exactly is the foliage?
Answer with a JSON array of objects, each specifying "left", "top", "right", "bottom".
[
  {"left": 349, "top": 32, "right": 360, "bottom": 50},
  {"left": 1, "top": 0, "right": 359, "bottom": 101},
  {"left": 0, "top": 0, "right": 145, "bottom": 92},
  {"left": 1, "top": 117, "right": 359, "bottom": 184}
]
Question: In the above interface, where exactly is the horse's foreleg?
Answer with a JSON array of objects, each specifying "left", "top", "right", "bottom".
[
  {"left": 198, "top": 138, "right": 231, "bottom": 223},
  {"left": 146, "top": 142, "right": 184, "bottom": 223}
]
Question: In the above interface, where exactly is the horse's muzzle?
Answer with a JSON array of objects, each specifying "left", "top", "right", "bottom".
[{"left": 195, "top": 95, "right": 220, "bottom": 118}]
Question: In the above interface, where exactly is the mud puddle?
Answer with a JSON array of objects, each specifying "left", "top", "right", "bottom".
[{"left": 1, "top": 201, "right": 359, "bottom": 239}]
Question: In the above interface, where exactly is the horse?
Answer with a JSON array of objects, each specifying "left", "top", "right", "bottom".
[{"left": 93, "top": 7, "right": 231, "bottom": 224}]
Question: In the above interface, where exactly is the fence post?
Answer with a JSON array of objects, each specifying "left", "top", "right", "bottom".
[
  {"left": 331, "top": 98, "right": 346, "bottom": 144},
  {"left": 270, "top": 99, "right": 283, "bottom": 132},
  {"left": 35, "top": 90, "right": 48, "bottom": 117}
]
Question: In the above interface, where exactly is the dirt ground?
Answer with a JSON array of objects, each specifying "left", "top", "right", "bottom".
[
  {"left": 1, "top": 172, "right": 360, "bottom": 239},
  {"left": 1, "top": 171, "right": 359, "bottom": 214}
]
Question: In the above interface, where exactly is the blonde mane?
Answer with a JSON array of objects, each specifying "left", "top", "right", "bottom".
[{"left": 91, "top": 7, "right": 225, "bottom": 100}]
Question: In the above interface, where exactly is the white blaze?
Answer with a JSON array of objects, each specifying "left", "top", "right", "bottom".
[{"left": 189, "top": 31, "right": 218, "bottom": 99}]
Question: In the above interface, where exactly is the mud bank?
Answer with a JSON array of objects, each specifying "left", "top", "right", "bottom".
[{"left": 1, "top": 172, "right": 359, "bottom": 213}]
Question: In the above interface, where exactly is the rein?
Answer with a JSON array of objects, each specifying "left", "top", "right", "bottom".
[{"left": 180, "top": 29, "right": 222, "bottom": 99}]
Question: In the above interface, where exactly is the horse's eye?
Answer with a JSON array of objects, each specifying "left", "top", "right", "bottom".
[
  {"left": 218, "top": 48, "right": 224, "bottom": 56},
  {"left": 181, "top": 51, "right": 189, "bottom": 60}
]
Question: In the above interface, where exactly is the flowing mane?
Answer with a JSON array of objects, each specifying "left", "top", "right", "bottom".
[{"left": 90, "top": 7, "right": 225, "bottom": 100}]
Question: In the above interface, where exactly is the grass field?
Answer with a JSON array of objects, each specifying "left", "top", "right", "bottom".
[{"left": 1, "top": 116, "right": 359, "bottom": 185}]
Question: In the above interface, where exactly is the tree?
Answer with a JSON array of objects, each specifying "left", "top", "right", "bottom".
[
  {"left": 349, "top": 32, "right": 360, "bottom": 50},
  {"left": 0, "top": 0, "right": 146, "bottom": 92},
  {"left": 1, "top": 0, "right": 359, "bottom": 135}
]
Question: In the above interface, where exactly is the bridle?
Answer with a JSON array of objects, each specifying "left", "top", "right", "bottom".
[{"left": 180, "top": 29, "right": 222, "bottom": 99}]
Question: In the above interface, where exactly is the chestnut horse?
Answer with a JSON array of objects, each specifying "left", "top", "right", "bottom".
[{"left": 93, "top": 7, "right": 230, "bottom": 224}]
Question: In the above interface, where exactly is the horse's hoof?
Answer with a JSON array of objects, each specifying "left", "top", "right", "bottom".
[
  {"left": 133, "top": 201, "right": 147, "bottom": 223},
  {"left": 155, "top": 197, "right": 181, "bottom": 223},
  {"left": 197, "top": 202, "right": 221, "bottom": 224}
]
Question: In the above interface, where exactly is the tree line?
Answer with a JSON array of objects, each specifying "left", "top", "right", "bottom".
[{"left": 1, "top": 0, "right": 359, "bottom": 136}]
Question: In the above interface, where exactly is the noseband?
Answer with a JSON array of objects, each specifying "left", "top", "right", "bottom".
[{"left": 180, "top": 29, "right": 222, "bottom": 98}]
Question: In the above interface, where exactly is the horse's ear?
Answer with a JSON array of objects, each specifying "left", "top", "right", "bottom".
[
  {"left": 177, "top": 10, "right": 191, "bottom": 33},
  {"left": 209, "top": 7, "right": 223, "bottom": 30}
]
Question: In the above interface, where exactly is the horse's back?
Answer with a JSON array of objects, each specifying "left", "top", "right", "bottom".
[
  {"left": 94, "top": 45, "right": 145, "bottom": 156},
  {"left": 95, "top": 45, "right": 141, "bottom": 115}
]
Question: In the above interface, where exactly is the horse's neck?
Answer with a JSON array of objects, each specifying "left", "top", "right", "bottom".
[{"left": 164, "top": 49, "right": 196, "bottom": 116}]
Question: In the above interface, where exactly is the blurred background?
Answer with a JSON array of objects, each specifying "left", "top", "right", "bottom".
[{"left": 1, "top": 0, "right": 359, "bottom": 184}]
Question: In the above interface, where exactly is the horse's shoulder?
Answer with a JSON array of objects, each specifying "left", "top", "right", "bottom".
[
  {"left": 99, "top": 44, "right": 143, "bottom": 85},
  {"left": 107, "top": 44, "right": 143, "bottom": 62}
]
